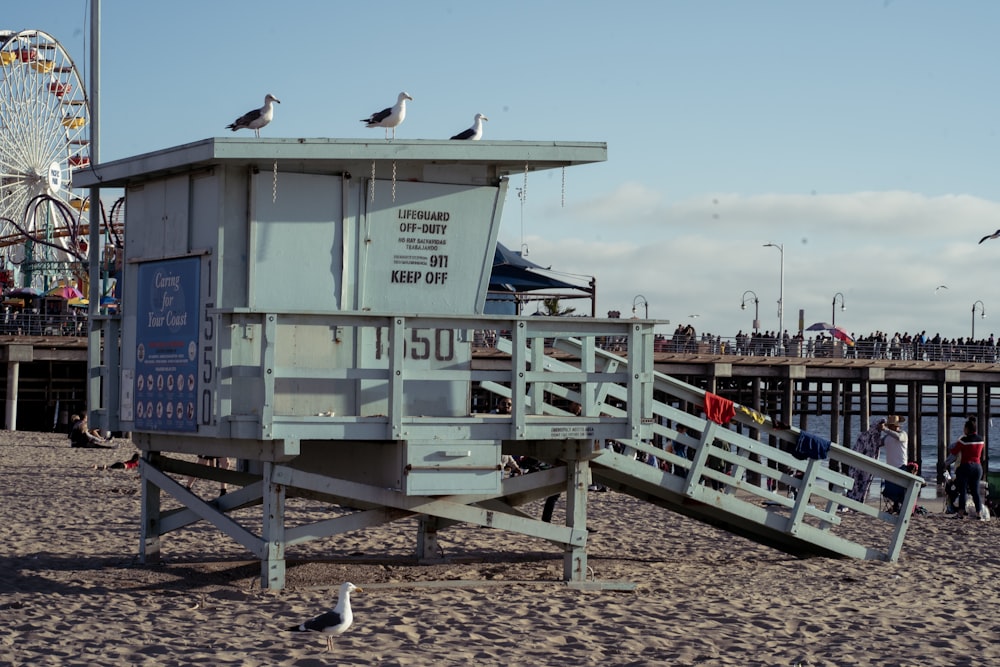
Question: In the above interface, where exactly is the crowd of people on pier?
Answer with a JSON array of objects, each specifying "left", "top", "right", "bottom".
[
  {"left": 472, "top": 322, "right": 1000, "bottom": 363},
  {"left": 656, "top": 326, "right": 1000, "bottom": 363}
]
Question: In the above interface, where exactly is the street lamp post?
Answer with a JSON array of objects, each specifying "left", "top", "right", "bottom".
[
  {"left": 632, "top": 294, "right": 648, "bottom": 319},
  {"left": 972, "top": 300, "right": 986, "bottom": 339},
  {"left": 741, "top": 290, "right": 760, "bottom": 332},
  {"left": 832, "top": 292, "right": 846, "bottom": 327},
  {"left": 763, "top": 242, "right": 784, "bottom": 334}
]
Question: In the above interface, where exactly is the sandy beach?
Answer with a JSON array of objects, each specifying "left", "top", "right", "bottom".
[{"left": 1, "top": 430, "right": 998, "bottom": 666}]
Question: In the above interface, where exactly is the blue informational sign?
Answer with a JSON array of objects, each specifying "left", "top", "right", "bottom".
[{"left": 134, "top": 257, "right": 200, "bottom": 432}]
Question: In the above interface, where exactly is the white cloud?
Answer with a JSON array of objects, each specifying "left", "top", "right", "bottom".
[{"left": 503, "top": 189, "right": 1000, "bottom": 340}]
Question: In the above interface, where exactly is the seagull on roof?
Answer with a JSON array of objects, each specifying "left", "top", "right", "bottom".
[
  {"left": 288, "top": 582, "right": 362, "bottom": 653},
  {"left": 979, "top": 229, "right": 1000, "bottom": 244},
  {"left": 226, "top": 93, "right": 280, "bottom": 138},
  {"left": 450, "top": 113, "right": 489, "bottom": 140},
  {"left": 361, "top": 91, "right": 412, "bottom": 140}
]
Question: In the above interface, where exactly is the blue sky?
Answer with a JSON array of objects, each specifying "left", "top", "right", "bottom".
[{"left": 7, "top": 0, "right": 1000, "bottom": 340}]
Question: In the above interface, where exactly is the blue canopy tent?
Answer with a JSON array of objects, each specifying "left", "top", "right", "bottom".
[{"left": 487, "top": 243, "right": 594, "bottom": 315}]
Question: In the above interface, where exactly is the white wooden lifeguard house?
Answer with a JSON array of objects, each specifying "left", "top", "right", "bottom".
[{"left": 78, "top": 138, "right": 921, "bottom": 590}]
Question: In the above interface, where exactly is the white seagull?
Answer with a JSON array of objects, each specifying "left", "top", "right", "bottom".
[
  {"left": 979, "top": 229, "right": 1000, "bottom": 244},
  {"left": 450, "top": 113, "right": 489, "bottom": 140},
  {"left": 361, "top": 91, "right": 412, "bottom": 139},
  {"left": 226, "top": 93, "right": 280, "bottom": 138},
  {"left": 288, "top": 582, "right": 362, "bottom": 653}
]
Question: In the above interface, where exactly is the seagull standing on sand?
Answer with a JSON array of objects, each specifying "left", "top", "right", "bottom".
[
  {"left": 226, "top": 93, "right": 280, "bottom": 138},
  {"left": 288, "top": 582, "right": 362, "bottom": 653},
  {"left": 450, "top": 113, "right": 489, "bottom": 140},
  {"left": 979, "top": 229, "right": 1000, "bottom": 244},
  {"left": 361, "top": 91, "right": 412, "bottom": 139}
]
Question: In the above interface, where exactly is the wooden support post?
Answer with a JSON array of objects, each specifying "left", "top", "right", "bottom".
[
  {"left": 563, "top": 447, "right": 589, "bottom": 582},
  {"left": 140, "top": 454, "right": 161, "bottom": 564},
  {"left": 417, "top": 515, "right": 443, "bottom": 562},
  {"left": 261, "top": 461, "right": 287, "bottom": 590}
]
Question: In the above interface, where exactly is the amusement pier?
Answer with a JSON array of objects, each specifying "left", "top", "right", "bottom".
[{"left": 4, "top": 330, "right": 993, "bottom": 485}]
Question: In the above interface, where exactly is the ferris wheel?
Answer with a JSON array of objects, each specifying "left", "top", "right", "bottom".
[{"left": 0, "top": 29, "right": 91, "bottom": 281}]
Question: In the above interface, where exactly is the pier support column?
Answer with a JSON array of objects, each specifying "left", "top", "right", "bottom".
[
  {"left": 907, "top": 382, "right": 919, "bottom": 462},
  {"left": 2, "top": 344, "right": 32, "bottom": 431},
  {"left": 829, "top": 380, "right": 842, "bottom": 473},
  {"left": 4, "top": 359, "right": 19, "bottom": 431},
  {"left": 937, "top": 378, "right": 949, "bottom": 483},
  {"left": 783, "top": 366, "right": 805, "bottom": 426},
  {"left": 261, "top": 461, "right": 287, "bottom": 590},
  {"left": 831, "top": 380, "right": 842, "bottom": 444},
  {"left": 746, "top": 376, "right": 763, "bottom": 486},
  {"left": 978, "top": 382, "right": 988, "bottom": 481}
]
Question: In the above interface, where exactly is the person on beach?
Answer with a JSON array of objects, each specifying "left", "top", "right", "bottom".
[
  {"left": 879, "top": 415, "right": 910, "bottom": 514},
  {"left": 844, "top": 418, "right": 885, "bottom": 508},
  {"left": 949, "top": 416, "right": 985, "bottom": 519},
  {"left": 185, "top": 455, "right": 229, "bottom": 496},
  {"left": 69, "top": 412, "right": 113, "bottom": 449},
  {"left": 666, "top": 424, "right": 694, "bottom": 479},
  {"left": 94, "top": 452, "right": 140, "bottom": 471},
  {"left": 879, "top": 415, "right": 908, "bottom": 469}
]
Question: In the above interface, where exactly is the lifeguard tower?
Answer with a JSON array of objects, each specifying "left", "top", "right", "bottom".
[
  {"left": 78, "top": 138, "right": 921, "bottom": 591},
  {"left": 78, "top": 138, "right": 662, "bottom": 588}
]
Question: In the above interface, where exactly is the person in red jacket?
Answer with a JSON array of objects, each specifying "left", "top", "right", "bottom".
[
  {"left": 94, "top": 452, "right": 140, "bottom": 471},
  {"left": 949, "top": 416, "right": 985, "bottom": 519}
]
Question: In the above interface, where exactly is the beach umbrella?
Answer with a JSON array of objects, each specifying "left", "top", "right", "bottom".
[
  {"left": 829, "top": 326, "right": 855, "bottom": 346},
  {"left": 807, "top": 322, "right": 855, "bottom": 346},
  {"left": 46, "top": 285, "right": 83, "bottom": 300},
  {"left": 68, "top": 297, "right": 89, "bottom": 308}
]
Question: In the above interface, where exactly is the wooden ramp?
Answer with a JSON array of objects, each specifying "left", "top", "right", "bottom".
[{"left": 488, "top": 336, "right": 924, "bottom": 563}]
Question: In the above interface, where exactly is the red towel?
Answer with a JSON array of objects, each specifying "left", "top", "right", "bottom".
[{"left": 704, "top": 392, "right": 735, "bottom": 425}]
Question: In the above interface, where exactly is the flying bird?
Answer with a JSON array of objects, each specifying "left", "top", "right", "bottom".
[
  {"left": 288, "top": 582, "right": 362, "bottom": 653},
  {"left": 450, "top": 113, "right": 489, "bottom": 140},
  {"left": 979, "top": 229, "right": 1000, "bottom": 244},
  {"left": 226, "top": 93, "right": 280, "bottom": 138},
  {"left": 934, "top": 285, "right": 948, "bottom": 293},
  {"left": 361, "top": 91, "right": 412, "bottom": 140}
]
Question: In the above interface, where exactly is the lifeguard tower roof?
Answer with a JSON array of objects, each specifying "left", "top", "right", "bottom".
[{"left": 76, "top": 137, "right": 608, "bottom": 188}]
